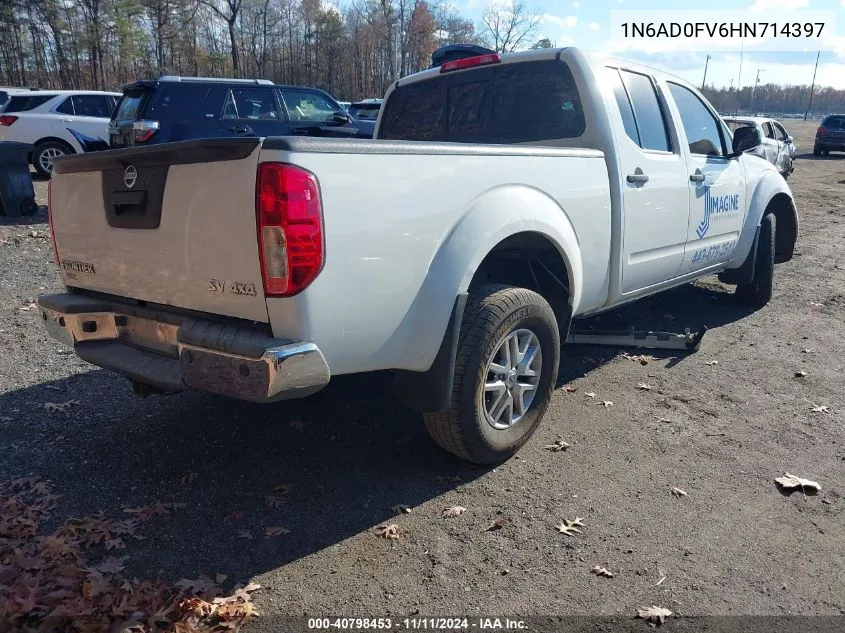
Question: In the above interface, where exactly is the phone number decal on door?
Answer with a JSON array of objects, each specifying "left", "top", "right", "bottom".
[{"left": 690, "top": 240, "right": 736, "bottom": 264}]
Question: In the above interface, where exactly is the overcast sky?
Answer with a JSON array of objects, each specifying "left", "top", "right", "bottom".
[{"left": 457, "top": 0, "right": 845, "bottom": 89}]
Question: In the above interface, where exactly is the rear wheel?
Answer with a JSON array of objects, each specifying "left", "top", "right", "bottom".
[
  {"left": 813, "top": 146, "right": 821, "bottom": 157},
  {"left": 423, "top": 284, "right": 560, "bottom": 464},
  {"left": 735, "top": 212, "right": 776, "bottom": 307},
  {"left": 33, "top": 140, "right": 73, "bottom": 178}
]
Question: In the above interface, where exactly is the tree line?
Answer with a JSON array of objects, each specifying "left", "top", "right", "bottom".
[{"left": 1, "top": 0, "right": 842, "bottom": 113}]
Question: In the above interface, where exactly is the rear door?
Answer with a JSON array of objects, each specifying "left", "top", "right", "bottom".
[
  {"left": 219, "top": 88, "right": 287, "bottom": 138},
  {"left": 609, "top": 66, "right": 691, "bottom": 293},
  {"left": 58, "top": 94, "right": 115, "bottom": 140},
  {"left": 760, "top": 121, "right": 783, "bottom": 168},
  {"left": 664, "top": 81, "right": 746, "bottom": 275}
]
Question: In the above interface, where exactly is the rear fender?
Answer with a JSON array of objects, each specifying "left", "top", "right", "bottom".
[{"left": 392, "top": 185, "right": 582, "bottom": 412}]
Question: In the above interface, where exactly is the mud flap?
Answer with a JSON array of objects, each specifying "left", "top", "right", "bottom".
[{"left": 718, "top": 225, "right": 759, "bottom": 286}]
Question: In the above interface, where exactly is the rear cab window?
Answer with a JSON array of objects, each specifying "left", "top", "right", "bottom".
[
  {"left": 379, "top": 59, "right": 586, "bottom": 144},
  {"left": 821, "top": 115, "right": 845, "bottom": 129},
  {"left": 608, "top": 67, "right": 671, "bottom": 152}
]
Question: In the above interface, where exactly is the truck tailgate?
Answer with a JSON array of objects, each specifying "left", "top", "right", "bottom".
[{"left": 49, "top": 138, "right": 269, "bottom": 323}]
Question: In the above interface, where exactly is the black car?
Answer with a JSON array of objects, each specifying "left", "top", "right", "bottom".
[
  {"left": 814, "top": 114, "right": 845, "bottom": 156},
  {"left": 108, "top": 76, "right": 371, "bottom": 148}
]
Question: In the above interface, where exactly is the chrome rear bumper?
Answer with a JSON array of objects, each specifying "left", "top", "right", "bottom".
[{"left": 38, "top": 293, "right": 330, "bottom": 403}]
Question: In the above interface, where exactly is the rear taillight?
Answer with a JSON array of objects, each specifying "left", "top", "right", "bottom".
[
  {"left": 440, "top": 53, "right": 500, "bottom": 73},
  {"left": 133, "top": 119, "right": 159, "bottom": 142},
  {"left": 0, "top": 115, "right": 18, "bottom": 126},
  {"left": 256, "top": 163, "right": 324, "bottom": 297},
  {"left": 816, "top": 126, "right": 829, "bottom": 137},
  {"left": 47, "top": 179, "right": 60, "bottom": 266}
]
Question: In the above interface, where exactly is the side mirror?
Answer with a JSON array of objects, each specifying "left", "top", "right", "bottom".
[
  {"left": 785, "top": 135, "right": 793, "bottom": 144},
  {"left": 331, "top": 111, "right": 352, "bottom": 125},
  {"left": 731, "top": 125, "right": 762, "bottom": 156}
]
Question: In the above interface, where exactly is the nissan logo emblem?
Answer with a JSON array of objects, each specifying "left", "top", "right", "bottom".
[{"left": 123, "top": 165, "right": 138, "bottom": 189}]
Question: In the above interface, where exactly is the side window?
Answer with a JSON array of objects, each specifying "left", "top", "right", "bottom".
[
  {"left": 55, "top": 97, "right": 75, "bottom": 115},
  {"left": 279, "top": 90, "right": 339, "bottom": 122},
  {"left": 667, "top": 82, "right": 726, "bottom": 157},
  {"left": 72, "top": 95, "right": 113, "bottom": 117},
  {"left": 378, "top": 82, "right": 443, "bottom": 141},
  {"left": 221, "top": 89, "right": 280, "bottom": 120},
  {"left": 607, "top": 67, "right": 640, "bottom": 147},
  {"left": 773, "top": 122, "right": 788, "bottom": 141},
  {"left": 762, "top": 122, "right": 776, "bottom": 139},
  {"left": 619, "top": 70, "right": 670, "bottom": 152}
]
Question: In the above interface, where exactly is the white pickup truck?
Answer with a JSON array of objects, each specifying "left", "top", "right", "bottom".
[{"left": 39, "top": 47, "right": 798, "bottom": 464}]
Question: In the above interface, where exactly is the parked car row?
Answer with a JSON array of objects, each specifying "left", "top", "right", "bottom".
[
  {"left": 722, "top": 115, "right": 796, "bottom": 179},
  {"left": 0, "top": 78, "right": 383, "bottom": 177}
]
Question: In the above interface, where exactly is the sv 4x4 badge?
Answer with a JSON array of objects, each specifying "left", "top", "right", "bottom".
[{"left": 208, "top": 278, "right": 257, "bottom": 297}]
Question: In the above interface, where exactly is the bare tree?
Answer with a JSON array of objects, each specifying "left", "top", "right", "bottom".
[
  {"left": 479, "top": 0, "right": 541, "bottom": 53},
  {"left": 201, "top": 0, "right": 243, "bottom": 75}
]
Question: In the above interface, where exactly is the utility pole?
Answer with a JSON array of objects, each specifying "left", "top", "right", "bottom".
[
  {"left": 752, "top": 68, "right": 763, "bottom": 113},
  {"left": 804, "top": 50, "right": 821, "bottom": 121},
  {"left": 735, "top": 43, "right": 743, "bottom": 116},
  {"left": 701, "top": 54, "right": 710, "bottom": 91}
]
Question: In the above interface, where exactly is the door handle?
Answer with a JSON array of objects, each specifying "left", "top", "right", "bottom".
[
  {"left": 228, "top": 126, "right": 250, "bottom": 134},
  {"left": 626, "top": 173, "right": 649, "bottom": 184},
  {"left": 689, "top": 173, "right": 706, "bottom": 183},
  {"left": 62, "top": 118, "right": 73, "bottom": 122}
]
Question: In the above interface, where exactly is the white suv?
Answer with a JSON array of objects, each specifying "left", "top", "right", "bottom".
[{"left": 0, "top": 90, "right": 120, "bottom": 177}]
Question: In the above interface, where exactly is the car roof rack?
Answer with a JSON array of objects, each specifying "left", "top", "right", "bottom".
[
  {"left": 158, "top": 76, "right": 274, "bottom": 85},
  {"left": 429, "top": 44, "right": 498, "bottom": 69}
]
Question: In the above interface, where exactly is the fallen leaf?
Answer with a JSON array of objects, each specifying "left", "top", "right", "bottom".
[
  {"left": 809, "top": 301, "right": 823, "bottom": 307},
  {"left": 215, "top": 574, "right": 228, "bottom": 584},
  {"left": 670, "top": 487, "right": 687, "bottom": 498},
  {"left": 591, "top": 565, "right": 614, "bottom": 578},
  {"left": 585, "top": 392, "right": 596, "bottom": 399},
  {"left": 483, "top": 518, "right": 511, "bottom": 532},
  {"left": 289, "top": 419, "right": 308, "bottom": 429},
  {"left": 656, "top": 416, "right": 672, "bottom": 423},
  {"left": 544, "top": 439, "right": 571, "bottom": 452},
  {"left": 105, "top": 538, "right": 126, "bottom": 550},
  {"left": 637, "top": 606, "right": 672, "bottom": 625},
  {"left": 179, "top": 472, "right": 198, "bottom": 485},
  {"left": 19, "top": 302, "right": 38, "bottom": 311},
  {"left": 637, "top": 383, "right": 653, "bottom": 391},
  {"left": 237, "top": 530, "right": 254, "bottom": 540},
  {"left": 442, "top": 506, "right": 466, "bottom": 518},
  {"left": 375, "top": 524, "right": 399, "bottom": 539},
  {"left": 705, "top": 360, "right": 719, "bottom": 366},
  {"left": 556, "top": 517, "right": 585, "bottom": 536},
  {"left": 810, "top": 405, "right": 830, "bottom": 413},
  {"left": 802, "top": 348, "right": 815, "bottom": 353},
  {"left": 774, "top": 473, "right": 821, "bottom": 495},
  {"left": 264, "top": 526, "right": 290, "bottom": 537},
  {"left": 563, "top": 385, "right": 578, "bottom": 393},
  {"left": 391, "top": 504, "right": 413, "bottom": 514},
  {"left": 265, "top": 495, "right": 286, "bottom": 509},
  {"left": 274, "top": 483, "right": 295, "bottom": 494},
  {"left": 622, "top": 352, "right": 657, "bottom": 365},
  {"left": 600, "top": 400, "right": 613, "bottom": 408},
  {"left": 795, "top": 370, "right": 807, "bottom": 378}
]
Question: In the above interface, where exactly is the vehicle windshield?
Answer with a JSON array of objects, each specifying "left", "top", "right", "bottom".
[
  {"left": 349, "top": 103, "right": 382, "bottom": 120},
  {"left": 821, "top": 115, "right": 845, "bottom": 129}
]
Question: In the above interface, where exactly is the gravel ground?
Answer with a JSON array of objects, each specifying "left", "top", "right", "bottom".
[{"left": 1, "top": 121, "right": 843, "bottom": 629}]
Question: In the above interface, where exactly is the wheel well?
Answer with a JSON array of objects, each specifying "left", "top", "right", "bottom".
[
  {"left": 33, "top": 137, "right": 75, "bottom": 154},
  {"left": 469, "top": 232, "right": 572, "bottom": 337},
  {"left": 766, "top": 193, "right": 797, "bottom": 263}
]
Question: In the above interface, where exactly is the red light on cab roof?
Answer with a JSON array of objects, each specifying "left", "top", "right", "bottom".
[{"left": 440, "top": 53, "right": 501, "bottom": 74}]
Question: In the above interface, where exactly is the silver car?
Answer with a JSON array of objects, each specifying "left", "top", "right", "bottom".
[{"left": 723, "top": 116, "right": 796, "bottom": 179}]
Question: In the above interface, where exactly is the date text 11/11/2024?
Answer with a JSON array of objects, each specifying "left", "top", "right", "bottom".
[{"left": 306, "top": 617, "right": 528, "bottom": 630}]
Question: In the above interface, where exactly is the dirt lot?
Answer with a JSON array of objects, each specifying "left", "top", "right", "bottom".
[{"left": 1, "top": 120, "right": 843, "bottom": 629}]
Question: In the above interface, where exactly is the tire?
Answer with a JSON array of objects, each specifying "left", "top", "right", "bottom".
[
  {"left": 32, "top": 140, "right": 72, "bottom": 178},
  {"left": 735, "top": 212, "right": 776, "bottom": 307},
  {"left": 813, "top": 147, "right": 821, "bottom": 157},
  {"left": 423, "top": 284, "right": 560, "bottom": 464}
]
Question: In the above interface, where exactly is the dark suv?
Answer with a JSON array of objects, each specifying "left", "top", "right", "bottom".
[
  {"left": 814, "top": 114, "right": 845, "bottom": 156},
  {"left": 108, "top": 76, "right": 371, "bottom": 148}
]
